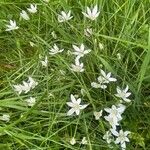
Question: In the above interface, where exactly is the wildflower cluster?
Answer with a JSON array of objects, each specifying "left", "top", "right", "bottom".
[
  {"left": 13, "top": 77, "right": 38, "bottom": 109},
  {"left": 5, "top": 4, "right": 37, "bottom": 31},
  {"left": 3, "top": 2, "right": 134, "bottom": 149}
]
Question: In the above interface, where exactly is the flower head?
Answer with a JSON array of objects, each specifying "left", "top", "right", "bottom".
[
  {"left": 81, "top": 137, "right": 87, "bottom": 145},
  {"left": 82, "top": 5, "right": 100, "bottom": 20},
  {"left": 104, "top": 105, "right": 125, "bottom": 121},
  {"left": 91, "top": 69, "right": 117, "bottom": 89},
  {"left": 0, "top": 114, "right": 10, "bottom": 122},
  {"left": 72, "top": 44, "right": 91, "bottom": 57},
  {"left": 104, "top": 115, "right": 119, "bottom": 129},
  {"left": 104, "top": 104, "right": 126, "bottom": 129},
  {"left": 28, "top": 77, "right": 38, "bottom": 89},
  {"left": 115, "top": 85, "right": 131, "bottom": 103},
  {"left": 99, "top": 69, "right": 117, "bottom": 83},
  {"left": 103, "top": 131, "right": 113, "bottom": 144},
  {"left": 20, "top": 10, "right": 30, "bottom": 20},
  {"left": 5, "top": 20, "right": 19, "bottom": 31},
  {"left": 41, "top": 56, "right": 48, "bottom": 67},
  {"left": 27, "top": 4, "right": 37, "bottom": 13},
  {"left": 70, "top": 137, "right": 76, "bottom": 145},
  {"left": 25, "top": 97, "right": 36, "bottom": 107},
  {"left": 49, "top": 44, "right": 64, "bottom": 55},
  {"left": 93, "top": 110, "right": 103, "bottom": 120},
  {"left": 66, "top": 94, "right": 88, "bottom": 116},
  {"left": 111, "top": 129, "right": 130, "bottom": 149},
  {"left": 58, "top": 11, "right": 73, "bottom": 22},
  {"left": 71, "top": 57, "right": 84, "bottom": 72},
  {"left": 13, "top": 77, "right": 38, "bottom": 94}
]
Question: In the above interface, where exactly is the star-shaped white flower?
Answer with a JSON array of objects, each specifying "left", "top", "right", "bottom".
[
  {"left": 81, "top": 137, "right": 88, "bottom": 145},
  {"left": 104, "top": 105, "right": 125, "bottom": 121},
  {"left": 111, "top": 129, "right": 130, "bottom": 149},
  {"left": 91, "top": 69, "right": 117, "bottom": 89},
  {"left": 82, "top": 5, "right": 100, "bottom": 20},
  {"left": 71, "top": 57, "right": 84, "bottom": 72},
  {"left": 0, "top": 114, "right": 10, "bottom": 122},
  {"left": 70, "top": 137, "right": 76, "bottom": 145},
  {"left": 13, "top": 84, "right": 23, "bottom": 94},
  {"left": 25, "top": 97, "right": 36, "bottom": 107},
  {"left": 103, "top": 131, "right": 113, "bottom": 144},
  {"left": 27, "top": 4, "right": 37, "bottom": 13},
  {"left": 66, "top": 94, "right": 88, "bottom": 116},
  {"left": 93, "top": 110, "right": 103, "bottom": 120},
  {"left": 91, "top": 82, "right": 107, "bottom": 89},
  {"left": 58, "top": 11, "right": 73, "bottom": 22},
  {"left": 49, "top": 44, "right": 64, "bottom": 55},
  {"left": 22, "top": 81, "right": 31, "bottom": 93},
  {"left": 5, "top": 20, "right": 19, "bottom": 31},
  {"left": 115, "top": 85, "right": 131, "bottom": 103},
  {"left": 20, "top": 10, "right": 30, "bottom": 20},
  {"left": 28, "top": 77, "right": 38, "bottom": 89},
  {"left": 41, "top": 56, "right": 48, "bottom": 67},
  {"left": 104, "top": 115, "right": 119, "bottom": 129},
  {"left": 99, "top": 69, "right": 117, "bottom": 84},
  {"left": 72, "top": 44, "right": 91, "bottom": 57}
]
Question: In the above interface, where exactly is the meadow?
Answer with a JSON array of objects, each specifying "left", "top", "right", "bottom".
[{"left": 0, "top": 0, "right": 150, "bottom": 149}]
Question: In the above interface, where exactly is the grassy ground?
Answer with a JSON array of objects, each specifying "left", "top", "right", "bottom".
[{"left": 0, "top": 0, "right": 150, "bottom": 149}]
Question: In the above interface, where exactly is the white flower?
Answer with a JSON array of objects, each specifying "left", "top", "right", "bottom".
[
  {"left": 115, "top": 85, "right": 131, "bottom": 103},
  {"left": 41, "top": 56, "right": 48, "bottom": 67},
  {"left": 82, "top": 5, "right": 100, "bottom": 20},
  {"left": 104, "top": 115, "right": 119, "bottom": 129},
  {"left": 111, "top": 129, "right": 130, "bottom": 149},
  {"left": 71, "top": 57, "right": 84, "bottom": 72},
  {"left": 27, "top": 4, "right": 37, "bottom": 13},
  {"left": 66, "top": 94, "right": 88, "bottom": 116},
  {"left": 13, "top": 84, "right": 23, "bottom": 94},
  {"left": 70, "top": 137, "right": 76, "bottom": 145},
  {"left": 20, "top": 10, "right": 30, "bottom": 20},
  {"left": 13, "top": 77, "right": 38, "bottom": 94},
  {"left": 99, "top": 69, "right": 117, "bottom": 84},
  {"left": 93, "top": 110, "right": 103, "bottom": 120},
  {"left": 84, "top": 28, "right": 93, "bottom": 37},
  {"left": 81, "top": 137, "right": 87, "bottom": 145},
  {"left": 22, "top": 81, "right": 31, "bottom": 93},
  {"left": 58, "top": 11, "right": 73, "bottom": 22},
  {"left": 0, "top": 114, "right": 10, "bottom": 122},
  {"left": 72, "top": 44, "right": 91, "bottom": 57},
  {"left": 91, "top": 82, "right": 107, "bottom": 89},
  {"left": 25, "top": 97, "right": 36, "bottom": 107},
  {"left": 5, "top": 20, "right": 19, "bottom": 31},
  {"left": 103, "top": 131, "right": 113, "bottom": 144},
  {"left": 104, "top": 105, "right": 125, "bottom": 122},
  {"left": 91, "top": 70, "right": 116, "bottom": 90},
  {"left": 49, "top": 44, "right": 64, "bottom": 55},
  {"left": 28, "top": 77, "right": 38, "bottom": 89}
]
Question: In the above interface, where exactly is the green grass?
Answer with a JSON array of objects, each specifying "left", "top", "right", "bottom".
[{"left": 0, "top": 0, "right": 150, "bottom": 149}]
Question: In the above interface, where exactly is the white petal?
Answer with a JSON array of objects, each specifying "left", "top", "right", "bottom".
[
  {"left": 70, "top": 94, "right": 77, "bottom": 103},
  {"left": 80, "top": 104, "right": 88, "bottom": 109},
  {"left": 75, "top": 109, "right": 80, "bottom": 115},
  {"left": 92, "top": 5, "right": 98, "bottom": 15},
  {"left": 67, "top": 108, "right": 75, "bottom": 116}
]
